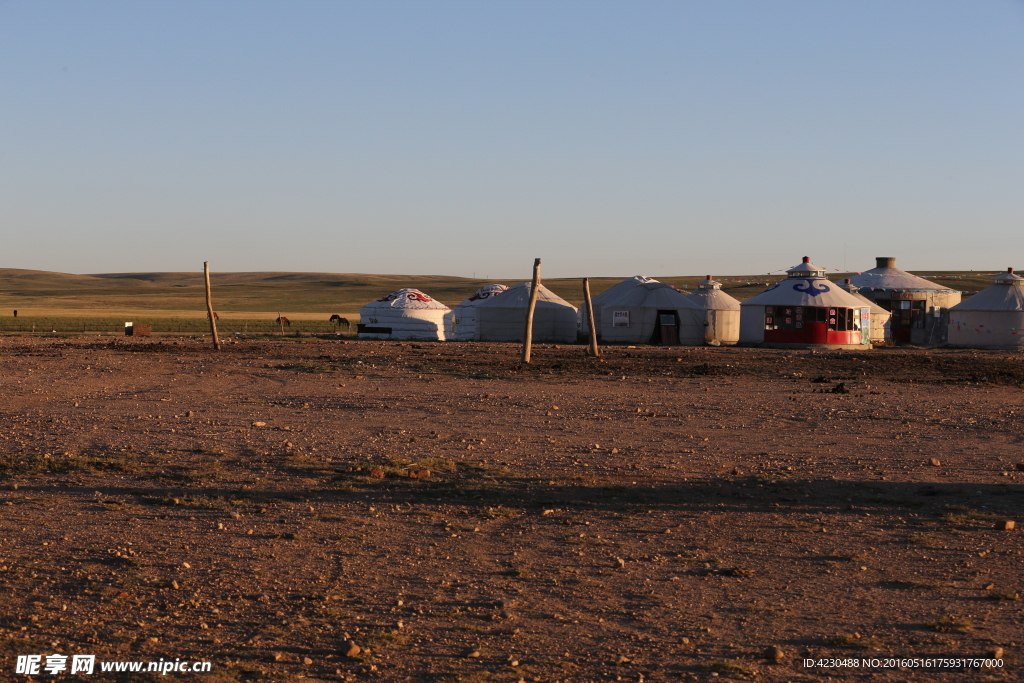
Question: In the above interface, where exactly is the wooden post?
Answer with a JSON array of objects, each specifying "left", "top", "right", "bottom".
[
  {"left": 583, "top": 277, "right": 600, "bottom": 357},
  {"left": 204, "top": 262, "right": 221, "bottom": 350},
  {"left": 278, "top": 312, "right": 284, "bottom": 336},
  {"left": 521, "top": 258, "right": 542, "bottom": 364}
]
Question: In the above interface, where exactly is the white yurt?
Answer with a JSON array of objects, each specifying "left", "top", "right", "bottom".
[
  {"left": 835, "top": 278, "right": 891, "bottom": 345},
  {"left": 686, "top": 276, "right": 741, "bottom": 345},
  {"left": 358, "top": 289, "right": 450, "bottom": 341},
  {"left": 475, "top": 282, "right": 577, "bottom": 343},
  {"left": 578, "top": 276, "right": 658, "bottom": 338},
  {"left": 445, "top": 284, "right": 509, "bottom": 341},
  {"left": 740, "top": 257, "right": 873, "bottom": 349},
  {"left": 948, "top": 268, "right": 1024, "bottom": 349},
  {"left": 846, "top": 257, "right": 961, "bottom": 345},
  {"left": 597, "top": 281, "right": 705, "bottom": 345}
]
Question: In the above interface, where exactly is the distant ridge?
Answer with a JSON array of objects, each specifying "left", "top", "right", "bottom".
[
  {"left": 88, "top": 271, "right": 482, "bottom": 284},
  {"left": 0, "top": 267, "right": 998, "bottom": 317}
]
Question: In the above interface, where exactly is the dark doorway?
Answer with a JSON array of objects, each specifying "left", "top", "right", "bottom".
[
  {"left": 650, "top": 310, "right": 679, "bottom": 345},
  {"left": 879, "top": 299, "right": 925, "bottom": 344}
]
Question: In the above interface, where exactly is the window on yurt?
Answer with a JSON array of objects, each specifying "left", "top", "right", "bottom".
[
  {"left": 828, "top": 308, "right": 847, "bottom": 331},
  {"left": 912, "top": 300, "right": 926, "bottom": 328},
  {"left": 779, "top": 306, "right": 798, "bottom": 330},
  {"left": 827, "top": 308, "right": 839, "bottom": 330}
]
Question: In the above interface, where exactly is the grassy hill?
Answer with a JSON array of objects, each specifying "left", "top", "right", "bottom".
[{"left": 0, "top": 267, "right": 1001, "bottom": 325}]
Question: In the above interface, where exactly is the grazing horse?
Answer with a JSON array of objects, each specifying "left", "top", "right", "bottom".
[
  {"left": 275, "top": 316, "right": 291, "bottom": 326},
  {"left": 329, "top": 314, "right": 351, "bottom": 329}
]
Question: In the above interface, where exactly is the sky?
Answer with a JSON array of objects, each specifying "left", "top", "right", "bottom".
[{"left": 2, "top": 1, "right": 1023, "bottom": 279}]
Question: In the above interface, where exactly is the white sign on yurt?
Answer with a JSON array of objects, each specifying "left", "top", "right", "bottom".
[{"left": 613, "top": 311, "right": 629, "bottom": 327}]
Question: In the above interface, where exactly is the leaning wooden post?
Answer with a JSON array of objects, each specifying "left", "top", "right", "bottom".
[
  {"left": 204, "top": 262, "right": 221, "bottom": 350},
  {"left": 521, "top": 258, "right": 542, "bottom": 364},
  {"left": 278, "top": 312, "right": 284, "bottom": 336},
  {"left": 583, "top": 277, "right": 600, "bottom": 357}
]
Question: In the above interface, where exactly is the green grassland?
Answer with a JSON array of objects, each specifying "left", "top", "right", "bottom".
[{"left": 0, "top": 267, "right": 999, "bottom": 328}]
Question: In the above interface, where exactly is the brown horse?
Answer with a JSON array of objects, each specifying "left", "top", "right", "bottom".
[
  {"left": 329, "top": 314, "right": 351, "bottom": 329},
  {"left": 275, "top": 316, "right": 291, "bottom": 326}
]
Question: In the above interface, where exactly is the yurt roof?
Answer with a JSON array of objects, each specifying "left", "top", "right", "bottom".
[
  {"left": 696, "top": 276, "right": 723, "bottom": 290},
  {"left": 850, "top": 291, "right": 889, "bottom": 315},
  {"left": 592, "top": 276, "right": 659, "bottom": 306},
  {"left": 994, "top": 268, "right": 1024, "bottom": 284},
  {"left": 688, "top": 277, "right": 741, "bottom": 311},
  {"left": 362, "top": 288, "right": 450, "bottom": 311},
  {"left": 846, "top": 257, "right": 955, "bottom": 293},
  {"left": 599, "top": 281, "right": 702, "bottom": 310},
  {"left": 835, "top": 280, "right": 890, "bottom": 316},
  {"left": 786, "top": 257, "right": 827, "bottom": 277},
  {"left": 476, "top": 282, "right": 577, "bottom": 310},
  {"left": 454, "top": 284, "right": 508, "bottom": 308},
  {"left": 744, "top": 258, "right": 867, "bottom": 309},
  {"left": 951, "top": 269, "right": 1024, "bottom": 312}
]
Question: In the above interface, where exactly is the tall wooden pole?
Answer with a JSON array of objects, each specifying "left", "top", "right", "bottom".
[
  {"left": 583, "top": 277, "right": 600, "bottom": 357},
  {"left": 204, "top": 262, "right": 221, "bottom": 350},
  {"left": 521, "top": 258, "right": 542, "bottom": 364}
]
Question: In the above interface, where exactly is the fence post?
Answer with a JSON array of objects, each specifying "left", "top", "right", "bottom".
[
  {"left": 521, "top": 258, "right": 542, "bottom": 364},
  {"left": 204, "top": 262, "right": 221, "bottom": 350},
  {"left": 583, "top": 277, "right": 600, "bottom": 357}
]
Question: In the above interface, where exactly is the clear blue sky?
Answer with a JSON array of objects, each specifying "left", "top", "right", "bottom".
[{"left": 2, "top": 1, "right": 1022, "bottom": 278}]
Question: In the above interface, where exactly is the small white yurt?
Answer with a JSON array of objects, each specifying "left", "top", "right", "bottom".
[
  {"left": 475, "top": 282, "right": 577, "bottom": 343},
  {"left": 597, "top": 281, "right": 705, "bottom": 345},
  {"left": 579, "top": 276, "right": 657, "bottom": 338},
  {"left": 445, "top": 284, "right": 509, "bottom": 341},
  {"left": 740, "top": 257, "right": 873, "bottom": 349},
  {"left": 948, "top": 268, "right": 1024, "bottom": 349},
  {"left": 836, "top": 278, "right": 891, "bottom": 345},
  {"left": 686, "top": 276, "right": 741, "bottom": 345},
  {"left": 358, "top": 289, "right": 450, "bottom": 341}
]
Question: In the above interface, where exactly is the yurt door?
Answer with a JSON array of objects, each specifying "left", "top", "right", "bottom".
[
  {"left": 657, "top": 311, "right": 679, "bottom": 346},
  {"left": 890, "top": 301, "right": 914, "bottom": 344}
]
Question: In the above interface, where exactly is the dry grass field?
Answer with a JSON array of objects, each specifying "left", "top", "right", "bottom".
[{"left": 0, "top": 268, "right": 998, "bottom": 329}]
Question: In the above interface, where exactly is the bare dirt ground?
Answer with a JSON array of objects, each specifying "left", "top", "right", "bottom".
[{"left": 0, "top": 337, "right": 1022, "bottom": 682}]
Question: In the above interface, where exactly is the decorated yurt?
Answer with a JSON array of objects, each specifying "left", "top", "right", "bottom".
[
  {"left": 475, "top": 282, "right": 577, "bottom": 343},
  {"left": 836, "top": 278, "right": 891, "bottom": 345},
  {"left": 578, "top": 276, "right": 657, "bottom": 338},
  {"left": 740, "top": 257, "right": 872, "bottom": 349},
  {"left": 686, "top": 276, "right": 740, "bottom": 345},
  {"left": 445, "top": 284, "right": 509, "bottom": 341},
  {"left": 358, "top": 289, "right": 450, "bottom": 341},
  {"left": 948, "top": 268, "right": 1024, "bottom": 349},
  {"left": 597, "top": 280, "right": 705, "bottom": 345},
  {"left": 846, "top": 257, "right": 961, "bottom": 345}
]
